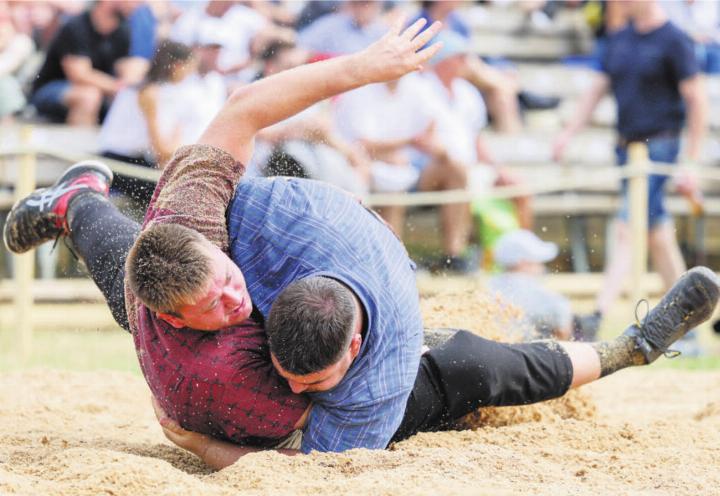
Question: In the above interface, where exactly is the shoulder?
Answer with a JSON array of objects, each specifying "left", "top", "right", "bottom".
[{"left": 54, "top": 13, "right": 88, "bottom": 43}]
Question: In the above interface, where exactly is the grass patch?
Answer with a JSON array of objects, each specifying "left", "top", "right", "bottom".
[{"left": 0, "top": 327, "right": 141, "bottom": 374}]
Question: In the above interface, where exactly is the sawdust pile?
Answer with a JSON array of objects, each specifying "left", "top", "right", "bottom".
[{"left": 1, "top": 291, "right": 719, "bottom": 495}]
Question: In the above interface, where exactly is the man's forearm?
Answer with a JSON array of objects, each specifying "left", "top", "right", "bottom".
[
  {"left": 199, "top": 18, "right": 442, "bottom": 163},
  {"left": 68, "top": 68, "right": 119, "bottom": 95},
  {"left": 206, "top": 55, "right": 375, "bottom": 150},
  {"left": 682, "top": 78, "right": 707, "bottom": 161},
  {"left": 563, "top": 75, "right": 609, "bottom": 136},
  {"left": 198, "top": 437, "right": 299, "bottom": 470}
]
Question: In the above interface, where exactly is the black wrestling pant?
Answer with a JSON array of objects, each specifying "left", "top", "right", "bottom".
[{"left": 68, "top": 195, "right": 574, "bottom": 442}]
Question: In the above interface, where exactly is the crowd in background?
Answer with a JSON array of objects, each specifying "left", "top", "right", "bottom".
[{"left": 2, "top": 0, "right": 720, "bottom": 344}]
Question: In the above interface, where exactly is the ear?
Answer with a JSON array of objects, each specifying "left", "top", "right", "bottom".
[
  {"left": 349, "top": 332, "right": 362, "bottom": 359},
  {"left": 157, "top": 311, "right": 186, "bottom": 329}
]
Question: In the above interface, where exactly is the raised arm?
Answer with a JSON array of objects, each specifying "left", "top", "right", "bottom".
[{"left": 198, "top": 17, "right": 443, "bottom": 164}]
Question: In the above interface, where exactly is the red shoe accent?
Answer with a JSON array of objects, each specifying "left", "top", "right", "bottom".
[{"left": 50, "top": 173, "right": 110, "bottom": 229}]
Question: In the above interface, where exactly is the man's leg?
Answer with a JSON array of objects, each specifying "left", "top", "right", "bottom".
[
  {"left": 3, "top": 161, "right": 138, "bottom": 331},
  {"left": 393, "top": 267, "right": 719, "bottom": 442},
  {"left": 66, "top": 194, "right": 139, "bottom": 330},
  {"left": 416, "top": 158, "right": 470, "bottom": 258}
]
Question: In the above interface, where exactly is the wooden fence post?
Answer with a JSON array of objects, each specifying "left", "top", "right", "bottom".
[
  {"left": 15, "top": 126, "right": 36, "bottom": 362},
  {"left": 627, "top": 142, "right": 649, "bottom": 306}
]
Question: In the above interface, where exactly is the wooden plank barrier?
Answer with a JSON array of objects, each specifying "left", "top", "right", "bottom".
[
  {"left": 627, "top": 143, "right": 650, "bottom": 306},
  {"left": 14, "top": 127, "right": 36, "bottom": 361}
]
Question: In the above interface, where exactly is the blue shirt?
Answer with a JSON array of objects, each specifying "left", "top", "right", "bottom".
[
  {"left": 298, "top": 12, "right": 386, "bottom": 54},
  {"left": 601, "top": 21, "right": 698, "bottom": 139},
  {"left": 128, "top": 4, "right": 157, "bottom": 60},
  {"left": 227, "top": 178, "right": 422, "bottom": 453}
]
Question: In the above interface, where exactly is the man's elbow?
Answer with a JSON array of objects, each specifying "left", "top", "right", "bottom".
[{"left": 225, "top": 86, "right": 263, "bottom": 131}]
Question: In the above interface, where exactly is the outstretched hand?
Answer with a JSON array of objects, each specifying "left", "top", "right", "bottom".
[{"left": 358, "top": 16, "right": 443, "bottom": 84}]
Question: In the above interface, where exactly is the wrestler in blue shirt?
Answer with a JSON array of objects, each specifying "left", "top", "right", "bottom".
[{"left": 228, "top": 177, "right": 423, "bottom": 453}]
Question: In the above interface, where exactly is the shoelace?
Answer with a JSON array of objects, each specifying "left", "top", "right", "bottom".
[
  {"left": 634, "top": 299, "right": 681, "bottom": 359},
  {"left": 25, "top": 183, "right": 90, "bottom": 211}
]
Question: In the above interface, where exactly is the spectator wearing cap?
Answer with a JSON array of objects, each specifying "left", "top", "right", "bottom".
[{"left": 488, "top": 229, "right": 574, "bottom": 340}]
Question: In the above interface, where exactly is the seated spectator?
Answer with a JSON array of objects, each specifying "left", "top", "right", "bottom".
[
  {"left": 115, "top": 1, "right": 158, "bottom": 85},
  {"left": 420, "top": 32, "right": 532, "bottom": 229},
  {"left": 250, "top": 40, "right": 370, "bottom": 196},
  {"left": 30, "top": 1, "right": 138, "bottom": 125},
  {"left": 0, "top": 0, "right": 33, "bottom": 123},
  {"left": 171, "top": 0, "right": 294, "bottom": 82},
  {"left": 333, "top": 74, "right": 469, "bottom": 268},
  {"left": 99, "top": 40, "right": 206, "bottom": 208},
  {"left": 488, "top": 229, "right": 573, "bottom": 340},
  {"left": 297, "top": 0, "right": 389, "bottom": 55}
]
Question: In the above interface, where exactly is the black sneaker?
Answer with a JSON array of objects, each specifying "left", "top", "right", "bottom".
[
  {"left": 3, "top": 160, "right": 113, "bottom": 253},
  {"left": 623, "top": 266, "right": 720, "bottom": 363}
]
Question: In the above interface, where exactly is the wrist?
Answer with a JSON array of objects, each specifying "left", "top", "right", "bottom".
[{"left": 345, "top": 52, "right": 375, "bottom": 86}]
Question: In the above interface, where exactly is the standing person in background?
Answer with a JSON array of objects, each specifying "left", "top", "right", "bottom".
[
  {"left": 553, "top": 0, "right": 707, "bottom": 350},
  {"left": 30, "top": 0, "right": 136, "bottom": 125}
]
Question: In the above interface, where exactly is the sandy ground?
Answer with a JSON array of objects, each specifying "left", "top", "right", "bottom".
[{"left": 1, "top": 291, "right": 720, "bottom": 495}]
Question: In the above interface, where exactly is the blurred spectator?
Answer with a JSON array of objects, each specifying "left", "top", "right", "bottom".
[
  {"left": 295, "top": 0, "right": 339, "bottom": 31},
  {"left": 99, "top": 40, "right": 208, "bottom": 207},
  {"left": 250, "top": 40, "right": 371, "bottom": 196},
  {"left": 413, "top": 0, "right": 560, "bottom": 133},
  {"left": 115, "top": 1, "right": 158, "bottom": 85},
  {"left": 333, "top": 74, "right": 445, "bottom": 235},
  {"left": 489, "top": 229, "right": 573, "bottom": 340},
  {"left": 664, "top": 0, "right": 720, "bottom": 74},
  {"left": 298, "top": 0, "right": 388, "bottom": 55},
  {"left": 422, "top": 31, "right": 533, "bottom": 230},
  {"left": 9, "top": 1, "right": 85, "bottom": 51},
  {"left": 171, "top": 0, "right": 294, "bottom": 81},
  {"left": 0, "top": 0, "right": 33, "bottom": 122},
  {"left": 553, "top": 0, "right": 707, "bottom": 348},
  {"left": 30, "top": 1, "right": 140, "bottom": 125}
]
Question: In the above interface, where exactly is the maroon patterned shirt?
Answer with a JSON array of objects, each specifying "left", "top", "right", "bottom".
[{"left": 125, "top": 145, "right": 309, "bottom": 447}]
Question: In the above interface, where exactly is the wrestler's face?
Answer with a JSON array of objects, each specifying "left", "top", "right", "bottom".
[
  {"left": 271, "top": 334, "right": 361, "bottom": 394},
  {"left": 172, "top": 244, "right": 252, "bottom": 330}
]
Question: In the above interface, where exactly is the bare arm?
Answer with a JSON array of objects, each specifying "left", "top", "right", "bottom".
[
  {"left": 152, "top": 397, "right": 302, "bottom": 470},
  {"left": 198, "top": 17, "right": 443, "bottom": 165},
  {"left": 115, "top": 57, "right": 150, "bottom": 86},
  {"left": 553, "top": 73, "right": 610, "bottom": 161},
  {"left": 679, "top": 75, "right": 707, "bottom": 162},
  {"left": 61, "top": 55, "right": 124, "bottom": 95},
  {"left": 138, "top": 85, "right": 180, "bottom": 166}
]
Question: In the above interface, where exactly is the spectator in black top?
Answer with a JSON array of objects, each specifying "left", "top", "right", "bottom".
[
  {"left": 553, "top": 0, "right": 707, "bottom": 334},
  {"left": 30, "top": 1, "right": 138, "bottom": 126}
]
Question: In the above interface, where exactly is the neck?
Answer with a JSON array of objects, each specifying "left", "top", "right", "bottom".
[{"left": 633, "top": 4, "right": 667, "bottom": 34}]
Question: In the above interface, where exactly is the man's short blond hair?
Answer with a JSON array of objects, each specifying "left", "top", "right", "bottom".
[{"left": 126, "top": 223, "right": 211, "bottom": 314}]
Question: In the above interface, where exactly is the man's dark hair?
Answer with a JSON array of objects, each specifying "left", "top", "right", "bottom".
[
  {"left": 126, "top": 223, "right": 211, "bottom": 314},
  {"left": 267, "top": 277, "right": 357, "bottom": 375}
]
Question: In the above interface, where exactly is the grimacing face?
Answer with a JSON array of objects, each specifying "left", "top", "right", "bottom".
[{"left": 161, "top": 243, "right": 252, "bottom": 331}]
